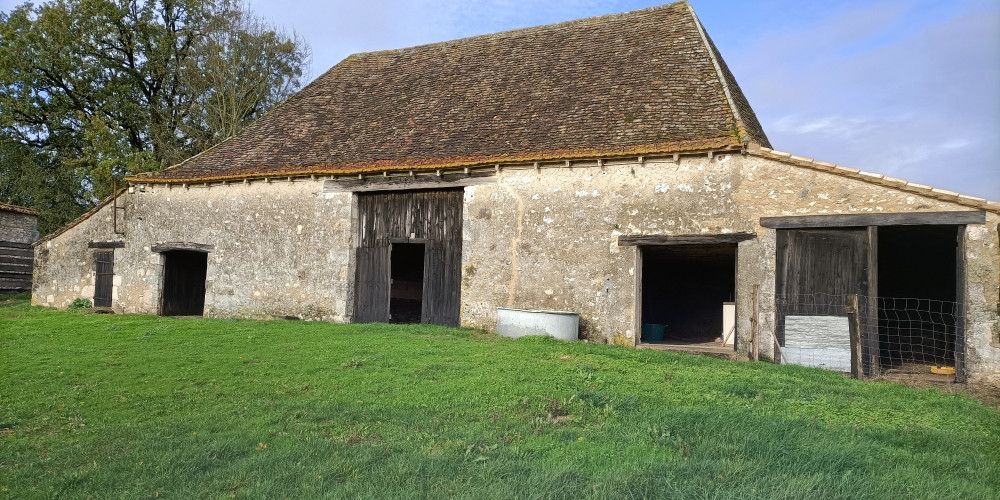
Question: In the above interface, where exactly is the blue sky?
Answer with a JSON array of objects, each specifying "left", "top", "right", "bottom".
[{"left": 3, "top": 0, "right": 998, "bottom": 200}]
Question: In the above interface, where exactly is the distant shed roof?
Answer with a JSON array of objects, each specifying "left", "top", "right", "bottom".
[
  {"left": 0, "top": 202, "right": 38, "bottom": 216},
  {"left": 130, "top": 1, "right": 769, "bottom": 184}
]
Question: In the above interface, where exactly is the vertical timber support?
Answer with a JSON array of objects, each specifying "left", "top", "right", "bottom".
[
  {"left": 846, "top": 294, "right": 862, "bottom": 379},
  {"left": 634, "top": 246, "right": 643, "bottom": 345},
  {"left": 955, "top": 225, "right": 967, "bottom": 383},
  {"left": 864, "top": 226, "right": 879, "bottom": 378},
  {"left": 751, "top": 284, "right": 759, "bottom": 361}
]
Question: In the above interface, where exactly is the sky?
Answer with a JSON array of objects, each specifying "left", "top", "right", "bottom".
[{"left": 3, "top": 0, "right": 998, "bottom": 200}]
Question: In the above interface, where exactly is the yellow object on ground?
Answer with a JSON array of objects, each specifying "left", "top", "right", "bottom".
[{"left": 930, "top": 366, "right": 955, "bottom": 375}]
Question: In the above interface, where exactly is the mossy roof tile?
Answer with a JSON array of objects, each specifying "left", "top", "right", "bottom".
[{"left": 130, "top": 1, "right": 769, "bottom": 183}]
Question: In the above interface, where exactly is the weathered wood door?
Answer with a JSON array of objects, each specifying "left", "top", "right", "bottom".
[
  {"left": 353, "top": 189, "right": 464, "bottom": 326},
  {"left": 775, "top": 229, "right": 874, "bottom": 372},
  {"left": 354, "top": 246, "right": 390, "bottom": 323},
  {"left": 94, "top": 250, "right": 114, "bottom": 308}
]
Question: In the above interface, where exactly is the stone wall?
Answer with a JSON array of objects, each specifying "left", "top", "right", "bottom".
[
  {"left": 30, "top": 152, "right": 999, "bottom": 383},
  {"left": 33, "top": 179, "right": 355, "bottom": 320},
  {"left": 1, "top": 210, "right": 39, "bottom": 244},
  {"left": 460, "top": 154, "right": 750, "bottom": 344},
  {"left": 459, "top": 153, "right": 1000, "bottom": 383}
]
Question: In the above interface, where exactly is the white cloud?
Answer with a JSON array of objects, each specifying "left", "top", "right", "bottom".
[
  {"left": 771, "top": 115, "right": 882, "bottom": 140},
  {"left": 729, "top": 1, "right": 1000, "bottom": 200}
]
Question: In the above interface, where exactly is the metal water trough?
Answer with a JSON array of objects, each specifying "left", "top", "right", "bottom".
[{"left": 496, "top": 307, "right": 580, "bottom": 341}]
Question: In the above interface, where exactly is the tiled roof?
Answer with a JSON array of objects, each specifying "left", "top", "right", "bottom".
[
  {"left": 129, "top": 1, "right": 769, "bottom": 183},
  {"left": 0, "top": 202, "right": 38, "bottom": 216}
]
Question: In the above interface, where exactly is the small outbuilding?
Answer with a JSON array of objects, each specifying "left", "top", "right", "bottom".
[
  {"left": 1, "top": 202, "right": 39, "bottom": 293},
  {"left": 31, "top": 2, "right": 1000, "bottom": 385}
]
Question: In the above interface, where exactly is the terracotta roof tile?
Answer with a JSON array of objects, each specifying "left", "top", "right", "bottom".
[
  {"left": 0, "top": 202, "right": 38, "bottom": 216},
  {"left": 130, "top": 1, "right": 769, "bottom": 183}
]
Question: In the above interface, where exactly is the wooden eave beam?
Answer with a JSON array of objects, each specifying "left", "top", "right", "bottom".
[{"left": 759, "top": 211, "right": 986, "bottom": 229}]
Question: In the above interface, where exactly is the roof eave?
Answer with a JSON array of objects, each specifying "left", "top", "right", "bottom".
[{"left": 125, "top": 138, "right": 746, "bottom": 184}]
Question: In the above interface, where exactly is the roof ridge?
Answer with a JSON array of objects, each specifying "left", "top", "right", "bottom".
[
  {"left": 750, "top": 146, "right": 1000, "bottom": 213},
  {"left": 340, "top": 1, "right": 690, "bottom": 61}
]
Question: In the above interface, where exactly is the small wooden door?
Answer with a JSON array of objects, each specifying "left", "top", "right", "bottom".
[
  {"left": 94, "top": 250, "right": 114, "bottom": 307},
  {"left": 354, "top": 246, "right": 391, "bottom": 323}
]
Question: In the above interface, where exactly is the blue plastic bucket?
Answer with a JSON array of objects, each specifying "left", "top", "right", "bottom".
[{"left": 641, "top": 323, "right": 666, "bottom": 342}]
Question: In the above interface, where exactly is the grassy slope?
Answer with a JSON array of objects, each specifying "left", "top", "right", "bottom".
[{"left": 1, "top": 297, "right": 998, "bottom": 499}]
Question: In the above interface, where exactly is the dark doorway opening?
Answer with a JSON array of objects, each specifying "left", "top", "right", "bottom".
[
  {"left": 94, "top": 250, "right": 114, "bottom": 308},
  {"left": 161, "top": 250, "right": 208, "bottom": 316},
  {"left": 389, "top": 243, "right": 425, "bottom": 324},
  {"left": 877, "top": 225, "right": 959, "bottom": 370},
  {"left": 353, "top": 189, "right": 463, "bottom": 326},
  {"left": 641, "top": 244, "right": 736, "bottom": 343}
]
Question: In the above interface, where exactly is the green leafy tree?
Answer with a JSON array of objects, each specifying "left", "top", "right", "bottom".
[{"left": 0, "top": 0, "right": 309, "bottom": 233}]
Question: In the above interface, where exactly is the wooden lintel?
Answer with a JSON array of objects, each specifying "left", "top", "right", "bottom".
[
  {"left": 617, "top": 233, "right": 756, "bottom": 246},
  {"left": 150, "top": 242, "right": 215, "bottom": 253},
  {"left": 88, "top": 241, "right": 125, "bottom": 249},
  {"left": 323, "top": 171, "right": 497, "bottom": 193},
  {"left": 759, "top": 211, "right": 986, "bottom": 229}
]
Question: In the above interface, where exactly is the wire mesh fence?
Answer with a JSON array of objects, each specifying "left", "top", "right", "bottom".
[{"left": 753, "top": 291, "right": 963, "bottom": 382}]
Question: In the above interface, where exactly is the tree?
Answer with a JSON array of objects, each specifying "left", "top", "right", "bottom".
[
  {"left": 0, "top": 0, "right": 310, "bottom": 232},
  {"left": 0, "top": 135, "right": 84, "bottom": 234}
]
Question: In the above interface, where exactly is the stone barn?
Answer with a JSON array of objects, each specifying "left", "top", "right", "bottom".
[
  {"left": 32, "top": 2, "right": 1000, "bottom": 384},
  {"left": 1, "top": 202, "right": 39, "bottom": 293}
]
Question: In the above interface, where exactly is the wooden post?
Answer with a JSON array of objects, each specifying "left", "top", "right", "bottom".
[
  {"left": 955, "top": 225, "right": 967, "bottom": 383},
  {"left": 751, "top": 285, "right": 759, "bottom": 361},
  {"left": 865, "top": 226, "right": 880, "bottom": 378},
  {"left": 845, "top": 294, "right": 862, "bottom": 379}
]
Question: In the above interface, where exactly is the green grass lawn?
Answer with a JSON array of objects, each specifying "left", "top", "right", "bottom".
[{"left": 1, "top": 294, "right": 998, "bottom": 499}]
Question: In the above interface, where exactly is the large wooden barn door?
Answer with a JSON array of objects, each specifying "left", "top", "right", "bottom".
[
  {"left": 353, "top": 189, "right": 463, "bottom": 326},
  {"left": 775, "top": 229, "right": 874, "bottom": 372}
]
